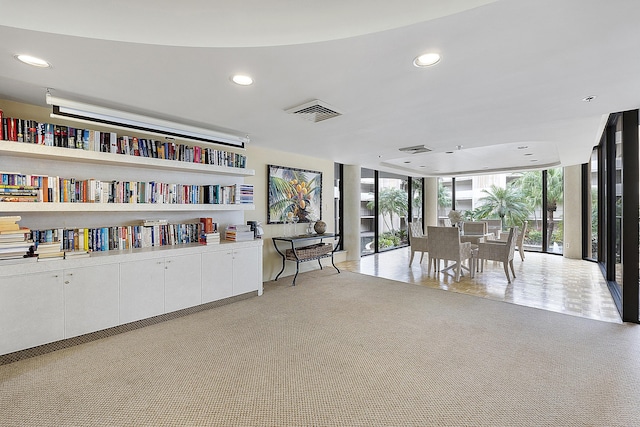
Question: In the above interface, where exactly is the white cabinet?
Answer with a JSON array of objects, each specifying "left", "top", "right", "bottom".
[
  {"left": 120, "top": 258, "right": 165, "bottom": 324},
  {"left": 0, "top": 271, "right": 64, "bottom": 355},
  {"left": 64, "top": 263, "right": 120, "bottom": 338},
  {"left": 232, "top": 246, "right": 262, "bottom": 296},
  {"left": 202, "top": 249, "right": 233, "bottom": 303},
  {"left": 164, "top": 253, "right": 202, "bottom": 313}
]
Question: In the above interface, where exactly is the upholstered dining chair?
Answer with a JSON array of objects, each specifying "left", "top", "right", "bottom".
[
  {"left": 408, "top": 222, "right": 429, "bottom": 266},
  {"left": 426, "top": 226, "right": 472, "bottom": 282},
  {"left": 477, "top": 226, "right": 518, "bottom": 283},
  {"left": 462, "top": 221, "right": 488, "bottom": 236},
  {"left": 495, "top": 221, "right": 528, "bottom": 262}
]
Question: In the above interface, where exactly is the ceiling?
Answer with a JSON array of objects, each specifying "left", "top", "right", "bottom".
[{"left": 1, "top": 0, "right": 639, "bottom": 177}]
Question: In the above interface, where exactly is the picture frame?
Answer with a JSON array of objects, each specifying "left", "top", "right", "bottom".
[{"left": 268, "top": 164, "right": 322, "bottom": 224}]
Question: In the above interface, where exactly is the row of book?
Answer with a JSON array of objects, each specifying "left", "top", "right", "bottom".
[
  {"left": 31, "top": 222, "right": 203, "bottom": 253},
  {"left": 0, "top": 173, "right": 254, "bottom": 205},
  {"left": 0, "top": 110, "right": 247, "bottom": 169}
]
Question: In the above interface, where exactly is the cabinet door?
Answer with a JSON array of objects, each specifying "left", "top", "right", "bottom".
[
  {"left": 232, "top": 246, "right": 261, "bottom": 295},
  {"left": 164, "top": 254, "right": 202, "bottom": 313},
  {"left": 120, "top": 258, "right": 165, "bottom": 324},
  {"left": 64, "top": 263, "right": 120, "bottom": 338},
  {"left": 201, "top": 249, "right": 233, "bottom": 303},
  {"left": 0, "top": 271, "right": 64, "bottom": 355}
]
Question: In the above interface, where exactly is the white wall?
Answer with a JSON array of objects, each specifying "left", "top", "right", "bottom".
[{"left": 244, "top": 145, "right": 342, "bottom": 281}]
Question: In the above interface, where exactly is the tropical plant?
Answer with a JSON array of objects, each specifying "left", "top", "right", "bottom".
[
  {"left": 367, "top": 187, "right": 408, "bottom": 233},
  {"left": 515, "top": 168, "right": 563, "bottom": 245},
  {"left": 438, "top": 182, "right": 451, "bottom": 209},
  {"left": 475, "top": 184, "right": 531, "bottom": 230},
  {"left": 268, "top": 169, "right": 322, "bottom": 222}
]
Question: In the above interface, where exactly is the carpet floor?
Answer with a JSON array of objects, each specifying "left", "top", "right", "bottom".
[{"left": 1, "top": 270, "right": 639, "bottom": 426}]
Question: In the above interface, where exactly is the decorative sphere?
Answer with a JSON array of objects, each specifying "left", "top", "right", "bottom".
[{"left": 314, "top": 220, "right": 327, "bottom": 234}]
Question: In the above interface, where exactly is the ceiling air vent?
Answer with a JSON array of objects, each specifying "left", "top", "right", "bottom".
[
  {"left": 286, "top": 100, "right": 342, "bottom": 123},
  {"left": 399, "top": 145, "right": 432, "bottom": 154}
]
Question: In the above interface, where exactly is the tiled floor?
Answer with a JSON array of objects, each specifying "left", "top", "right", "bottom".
[{"left": 336, "top": 247, "right": 622, "bottom": 324}]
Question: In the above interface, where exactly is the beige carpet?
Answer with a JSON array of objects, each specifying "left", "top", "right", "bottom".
[{"left": 1, "top": 270, "right": 640, "bottom": 426}]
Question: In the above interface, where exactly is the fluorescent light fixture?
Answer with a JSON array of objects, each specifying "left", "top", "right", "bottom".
[{"left": 46, "top": 93, "right": 249, "bottom": 148}]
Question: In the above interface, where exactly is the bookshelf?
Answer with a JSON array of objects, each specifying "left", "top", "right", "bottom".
[
  {"left": 0, "top": 132, "right": 262, "bottom": 356},
  {"left": 0, "top": 140, "right": 255, "bottom": 177}
]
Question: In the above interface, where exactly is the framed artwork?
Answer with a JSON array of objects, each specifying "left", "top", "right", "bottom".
[{"left": 268, "top": 164, "right": 322, "bottom": 224}]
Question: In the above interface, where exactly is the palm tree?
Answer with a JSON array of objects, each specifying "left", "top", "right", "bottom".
[
  {"left": 476, "top": 184, "right": 530, "bottom": 230},
  {"left": 367, "top": 187, "right": 408, "bottom": 233},
  {"left": 269, "top": 169, "right": 322, "bottom": 222},
  {"left": 515, "top": 168, "right": 563, "bottom": 245}
]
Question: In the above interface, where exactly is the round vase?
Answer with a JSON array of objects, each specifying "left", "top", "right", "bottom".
[{"left": 314, "top": 220, "right": 327, "bottom": 234}]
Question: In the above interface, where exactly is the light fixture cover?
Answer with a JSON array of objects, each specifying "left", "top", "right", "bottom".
[{"left": 46, "top": 93, "right": 248, "bottom": 148}]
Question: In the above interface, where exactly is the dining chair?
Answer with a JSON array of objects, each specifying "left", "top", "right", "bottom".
[
  {"left": 408, "top": 222, "right": 429, "bottom": 266},
  {"left": 477, "top": 226, "right": 518, "bottom": 283},
  {"left": 426, "top": 226, "right": 472, "bottom": 282}
]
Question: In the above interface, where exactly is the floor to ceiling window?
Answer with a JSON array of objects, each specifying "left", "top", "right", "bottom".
[
  {"left": 359, "top": 169, "right": 412, "bottom": 255},
  {"left": 411, "top": 178, "right": 423, "bottom": 225},
  {"left": 377, "top": 172, "right": 409, "bottom": 252},
  {"left": 437, "top": 171, "right": 562, "bottom": 255},
  {"left": 437, "top": 177, "right": 452, "bottom": 226},
  {"left": 586, "top": 110, "right": 638, "bottom": 322},
  {"left": 360, "top": 168, "right": 375, "bottom": 256}
]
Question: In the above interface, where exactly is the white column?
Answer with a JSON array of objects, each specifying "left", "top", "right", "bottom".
[
  {"left": 343, "top": 164, "right": 361, "bottom": 260},
  {"left": 424, "top": 177, "right": 439, "bottom": 227},
  {"left": 563, "top": 165, "right": 582, "bottom": 259}
]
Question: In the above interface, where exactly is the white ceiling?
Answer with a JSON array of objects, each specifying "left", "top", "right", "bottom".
[{"left": 1, "top": 0, "right": 639, "bottom": 177}]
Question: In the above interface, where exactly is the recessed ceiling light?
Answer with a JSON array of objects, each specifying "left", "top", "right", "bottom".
[
  {"left": 530, "top": 159, "right": 538, "bottom": 162},
  {"left": 14, "top": 54, "right": 50, "bottom": 68},
  {"left": 524, "top": 153, "right": 533, "bottom": 156},
  {"left": 445, "top": 151, "right": 454, "bottom": 154},
  {"left": 404, "top": 161, "right": 411, "bottom": 164},
  {"left": 517, "top": 146, "right": 529, "bottom": 150},
  {"left": 231, "top": 74, "right": 253, "bottom": 86},
  {"left": 413, "top": 52, "right": 441, "bottom": 68},
  {"left": 419, "top": 165, "right": 426, "bottom": 168}
]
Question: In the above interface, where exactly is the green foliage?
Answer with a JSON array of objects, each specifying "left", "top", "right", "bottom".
[
  {"left": 367, "top": 187, "right": 408, "bottom": 233},
  {"left": 378, "top": 231, "right": 402, "bottom": 249},
  {"left": 268, "top": 170, "right": 321, "bottom": 222},
  {"left": 475, "top": 184, "right": 531, "bottom": 229},
  {"left": 438, "top": 183, "right": 451, "bottom": 208},
  {"left": 526, "top": 229, "right": 542, "bottom": 245}
]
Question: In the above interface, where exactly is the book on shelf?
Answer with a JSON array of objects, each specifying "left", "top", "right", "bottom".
[
  {"left": 225, "top": 229, "right": 254, "bottom": 242},
  {"left": 200, "top": 232, "right": 220, "bottom": 245},
  {"left": 141, "top": 219, "right": 168, "bottom": 226},
  {"left": 0, "top": 172, "right": 253, "bottom": 206},
  {"left": 38, "top": 252, "right": 65, "bottom": 260},
  {"left": 1, "top": 113, "right": 247, "bottom": 169}
]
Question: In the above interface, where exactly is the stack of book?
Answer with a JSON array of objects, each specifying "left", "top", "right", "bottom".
[
  {"left": 0, "top": 216, "right": 35, "bottom": 262},
  {"left": 199, "top": 217, "right": 220, "bottom": 245},
  {"left": 0, "top": 183, "right": 39, "bottom": 202},
  {"left": 36, "top": 241, "right": 64, "bottom": 261},
  {"left": 225, "top": 224, "right": 254, "bottom": 242}
]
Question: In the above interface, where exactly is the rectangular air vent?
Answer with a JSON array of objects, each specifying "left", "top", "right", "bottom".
[
  {"left": 399, "top": 145, "right": 432, "bottom": 154},
  {"left": 286, "top": 100, "right": 342, "bottom": 123}
]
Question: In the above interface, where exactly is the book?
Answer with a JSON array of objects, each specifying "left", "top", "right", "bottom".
[{"left": 225, "top": 230, "right": 254, "bottom": 241}]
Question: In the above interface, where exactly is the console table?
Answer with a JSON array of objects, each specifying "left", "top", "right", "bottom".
[{"left": 272, "top": 233, "right": 340, "bottom": 285}]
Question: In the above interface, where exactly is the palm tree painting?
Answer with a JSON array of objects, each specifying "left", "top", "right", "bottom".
[{"left": 268, "top": 165, "right": 322, "bottom": 223}]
